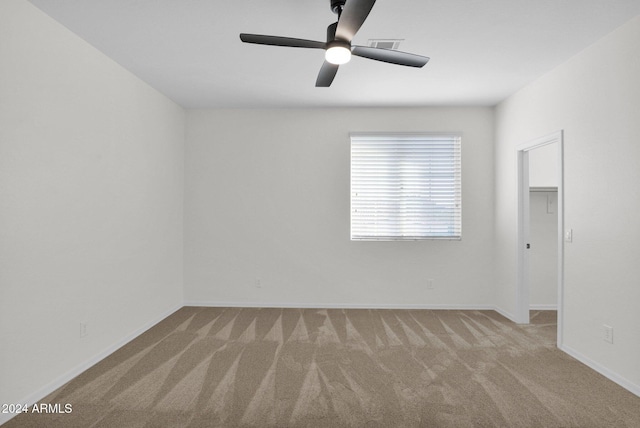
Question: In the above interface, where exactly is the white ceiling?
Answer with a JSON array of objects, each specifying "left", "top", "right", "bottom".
[{"left": 28, "top": 0, "right": 640, "bottom": 108}]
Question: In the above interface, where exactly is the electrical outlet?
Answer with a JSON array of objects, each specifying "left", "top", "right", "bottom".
[
  {"left": 427, "top": 279, "right": 435, "bottom": 290},
  {"left": 80, "top": 321, "right": 88, "bottom": 338},
  {"left": 603, "top": 324, "right": 613, "bottom": 344},
  {"left": 255, "top": 278, "right": 262, "bottom": 288}
]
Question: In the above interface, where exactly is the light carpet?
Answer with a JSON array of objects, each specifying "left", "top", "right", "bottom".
[{"left": 5, "top": 308, "right": 640, "bottom": 427}]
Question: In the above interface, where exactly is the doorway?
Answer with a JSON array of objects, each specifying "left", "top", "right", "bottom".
[{"left": 516, "top": 131, "right": 564, "bottom": 347}]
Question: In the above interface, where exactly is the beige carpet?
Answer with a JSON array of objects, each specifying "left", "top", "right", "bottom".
[{"left": 5, "top": 308, "right": 640, "bottom": 427}]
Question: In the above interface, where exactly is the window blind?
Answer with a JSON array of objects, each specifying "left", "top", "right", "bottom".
[{"left": 350, "top": 133, "right": 462, "bottom": 240}]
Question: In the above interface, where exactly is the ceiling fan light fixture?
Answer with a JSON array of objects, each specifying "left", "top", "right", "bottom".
[
  {"left": 325, "top": 41, "right": 351, "bottom": 65},
  {"left": 240, "top": 0, "right": 429, "bottom": 87}
]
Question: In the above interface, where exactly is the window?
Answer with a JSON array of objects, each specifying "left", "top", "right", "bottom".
[{"left": 350, "top": 133, "right": 461, "bottom": 240}]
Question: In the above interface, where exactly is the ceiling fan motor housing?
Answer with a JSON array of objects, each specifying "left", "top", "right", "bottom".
[
  {"left": 331, "top": 0, "right": 346, "bottom": 15},
  {"left": 327, "top": 39, "right": 351, "bottom": 51}
]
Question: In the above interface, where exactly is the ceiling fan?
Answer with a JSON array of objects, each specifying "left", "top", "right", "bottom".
[{"left": 239, "top": 0, "right": 429, "bottom": 87}]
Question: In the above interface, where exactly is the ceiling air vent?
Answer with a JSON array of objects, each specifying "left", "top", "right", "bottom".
[{"left": 367, "top": 39, "right": 403, "bottom": 50}]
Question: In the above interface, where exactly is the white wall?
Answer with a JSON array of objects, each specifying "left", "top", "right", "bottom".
[
  {"left": 495, "top": 15, "right": 640, "bottom": 392},
  {"left": 529, "top": 144, "right": 558, "bottom": 308},
  {"left": 529, "top": 142, "right": 557, "bottom": 188},
  {"left": 185, "top": 107, "right": 495, "bottom": 308},
  {"left": 529, "top": 191, "right": 557, "bottom": 307},
  {"left": 0, "top": 0, "right": 185, "bottom": 413}
]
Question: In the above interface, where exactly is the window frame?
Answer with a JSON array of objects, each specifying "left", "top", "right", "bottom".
[{"left": 350, "top": 132, "right": 462, "bottom": 241}]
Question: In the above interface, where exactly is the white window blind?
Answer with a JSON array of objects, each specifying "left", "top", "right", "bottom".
[{"left": 350, "top": 133, "right": 462, "bottom": 240}]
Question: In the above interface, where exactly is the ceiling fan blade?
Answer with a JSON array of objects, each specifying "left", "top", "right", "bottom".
[
  {"left": 351, "top": 46, "right": 429, "bottom": 67},
  {"left": 335, "top": 0, "right": 376, "bottom": 41},
  {"left": 240, "top": 33, "right": 326, "bottom": 49},
  {"left": 316, "top": 61, "right": 339, "bottom": 87}
]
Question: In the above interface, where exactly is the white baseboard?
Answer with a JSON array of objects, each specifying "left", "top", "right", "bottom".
[
  {"left": 492, "top": 305, "right": 556, "bottom": 322},
  {"left": 183, "top": 300, "right": 498, "bottom": 311},
  {"left": 491, "top": 306, "right": 517, "bottom": 322},
  {"left": 560, "top": 344, "right": 640, "bottom": 397},
  {"left": 0, "top": 303, "right": 182, "bottom": 427},
  {"left": 530, "top": 304, "right": 558, "bottom": 310}
]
